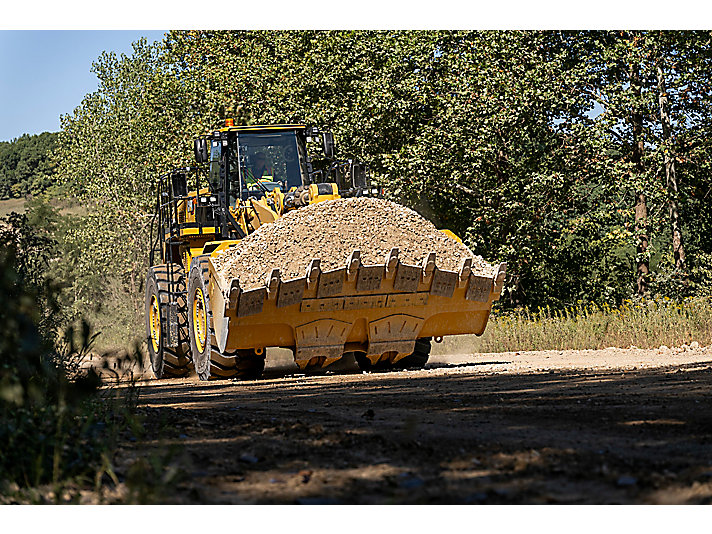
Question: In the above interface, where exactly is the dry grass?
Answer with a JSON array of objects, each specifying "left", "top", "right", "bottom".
[
  {"left": 0, "top": 197, "right": 88, "bottom": 218},
  {"left": 435, "top": 297, "right": 712, "bottom": 354},
  {"left": 0, "top": 198, "right": 27, "bottom": 217}
]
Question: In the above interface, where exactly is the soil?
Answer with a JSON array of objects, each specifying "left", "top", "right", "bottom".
[
  {"left": 212, "top": 198, "right": 494, "bottom": 290},
  {"left": 102, "top": 340, "right": 712, "bottom": 504}
]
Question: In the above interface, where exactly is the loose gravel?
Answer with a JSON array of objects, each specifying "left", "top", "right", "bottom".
[{"left": 212, "top": 197, "right": 494, "bottom": 290}]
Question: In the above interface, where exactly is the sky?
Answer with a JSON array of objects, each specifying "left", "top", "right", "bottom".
[
  {"left": 0, "top": 1, "right": 706, "bottom": 143},
  {"left": 0, "top": 30, "right": 167, "bottom": 141}
]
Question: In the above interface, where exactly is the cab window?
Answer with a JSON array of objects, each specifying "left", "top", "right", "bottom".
[{"left": 208, "top": 141, "right": 221, "bottom": 190}]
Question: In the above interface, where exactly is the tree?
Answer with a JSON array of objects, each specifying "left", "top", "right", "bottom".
[
  {"left": 54, "top": 30, "right": 712, "bottom": 315},
  {"left": 0, "top": 132, "right": 58, "bottom": 200}
]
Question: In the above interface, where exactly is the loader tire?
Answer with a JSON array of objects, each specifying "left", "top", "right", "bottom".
[
  {"left": 145, "top": 264, "right": 191, "bottom": 379},
  {"left": 353, "top": 352, "right": 392, "bottom": 372},
  {"left": 187, "top": 256, "right": 265, "bottom": 381},
  {"left": 393, "top": 338, "right": 431, "bottom": 370},
  {"left": 354, "top": 338, "right": 431, "bottom": 372}
]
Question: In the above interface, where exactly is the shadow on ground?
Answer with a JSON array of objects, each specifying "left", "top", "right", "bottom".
[{"left": 114, "top": 360, "right": 712, "bottom": 504}]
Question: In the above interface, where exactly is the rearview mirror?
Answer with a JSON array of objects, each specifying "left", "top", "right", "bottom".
[
  {"left": 351, "top": 161, "right": 368, "bottom": 189},
  {"left": 171, "top": 172, "right": 188, "bottom": 198},
  {"left": 194, "top": 138, "right": 209, "bottom": 163},
  {"left": 322, "top": 131, "right": 335, "bottom": 158}
]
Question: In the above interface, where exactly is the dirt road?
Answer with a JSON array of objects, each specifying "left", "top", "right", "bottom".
[{"left": 111, "top": 341, "right": 712, "bottom": 504}]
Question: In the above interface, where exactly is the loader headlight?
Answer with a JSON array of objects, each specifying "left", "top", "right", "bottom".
[
  {"left": 200, "top": 197, "right": 209, "bottom": 204},
  {"left": 210, "top": 196, "right": 217, "bottom": 203}
]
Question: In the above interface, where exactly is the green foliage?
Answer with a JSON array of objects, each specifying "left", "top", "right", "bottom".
[
  {"left": 0, "top": 211, "right": 147, "bottom": 499},
  {"left": 53, "top": 30, "right": 712, "bottom": 315},
  {"left": 0, "top": 132, "right": 59, "bottom": 200},
  {"left": 0, "top": 217, "right": 98, "bottom": 488}
]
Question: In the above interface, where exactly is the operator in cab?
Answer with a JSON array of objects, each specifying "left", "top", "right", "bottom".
[{"left": 246, "top": 152, "right": 272, "bottom": 182}]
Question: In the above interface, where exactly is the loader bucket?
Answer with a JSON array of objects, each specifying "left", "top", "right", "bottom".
[{"left": 206, "top": 248, "right": 506, "bottom": 370}]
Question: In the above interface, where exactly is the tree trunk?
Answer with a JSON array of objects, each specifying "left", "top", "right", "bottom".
[
  {"left": 656, "top": 60, "right": 688, "bottom": 276},
  {"left": 630, "top": 62, "right": 649, "bottom": 296}
]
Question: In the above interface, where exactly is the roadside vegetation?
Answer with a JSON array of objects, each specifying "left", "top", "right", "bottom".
[
  {"left": 476, "top": 297, "right": 712, "bottom": 353},
  {"left": 0, "top": 212, "right": 145, "bottom": 503}
]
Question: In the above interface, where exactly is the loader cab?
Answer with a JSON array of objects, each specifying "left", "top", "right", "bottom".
[{"left": 228, "top": 129, "right": 309, "bottom": 204}]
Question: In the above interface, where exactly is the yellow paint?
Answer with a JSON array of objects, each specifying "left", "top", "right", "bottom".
[
  {"left": 217, "top": 123, "right": 306, "bottom": 133},
  {"left": 192, "top": 286, "right": 207, "bottom": 353},
  {"left": 440, "top": 229, "right": 463, "bottom": 244},
  {"left": 208, "top": 258, "right": 504, "bottom": 362},
  {"left": 149, "top": 294, "right": 160, "bottom": 353},
  {"left": 308, "top": 183, "right": 340, "bottom": 204},
  {"left": 204, "top": 240, "right": 242, "bottom": 256},
  {"left": 180, "top": 227, "right": 218, "bottom": 236}
]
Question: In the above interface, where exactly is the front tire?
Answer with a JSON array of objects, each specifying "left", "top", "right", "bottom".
[
  {"left": 393, "top": 338, "right": 431, "bottom": 370},
  {"left": 187, "top": 256, "right": 265, "bottom": 381},
  {"left": 354, "top": 338, "right": 432, "bottom": 372},
  {"left": 353, "top": 351, "right": 392, "bottom": 372}
]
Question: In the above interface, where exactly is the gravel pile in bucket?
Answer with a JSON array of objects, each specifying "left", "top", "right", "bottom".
[{"left": 212, "top": 197, "right": 495, "bottom": 290}]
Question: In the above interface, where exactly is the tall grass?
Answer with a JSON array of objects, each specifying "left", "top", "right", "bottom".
[{"left": 475, "top": 297, "right": 712, "bottom": 353}]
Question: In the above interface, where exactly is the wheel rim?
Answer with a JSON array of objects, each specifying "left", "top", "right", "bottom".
[
  {"left": 193, "top": 287, "right": 207, "bottom": 353},
  {"left": 149, "top": 295, "right": 161, "bottom": 353}
]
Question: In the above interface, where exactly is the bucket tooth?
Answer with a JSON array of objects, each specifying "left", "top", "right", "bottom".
[
  {"left": 346, "top": 250, "right": 361, "bottom": 282},
  {"left": 430, "top": 268, "right": 458, "bottom": 298},
  {"left": 384, "top": 248, "right": 399, "bottom": 280},
  {"left": 458, "top": 257, "right": 472, "bottom": 288},
  {"left": 317, "top": 268, "right": 346, "bottom": 298},
  {"left": 393, "top": 262, "right": 420, "bottom": 292},
  {"left": 277, "top": 276, "right": 306, "bottom": 308},
  {"left": 356, "top": 264, "right": 385, "bottom": 292},
  {"left": 422, "top": 252, "right": 436, "bottom": 283},
  {"left": 224, "top": 278, "right": 241, "bottom": 314},
  {"left": 306, "top": 258, "right": 321, "bottom": 289},
  {"left": 265, "top": 268, "right": 281, "bottom": 300}
]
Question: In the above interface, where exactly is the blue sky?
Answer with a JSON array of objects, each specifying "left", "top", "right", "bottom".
[{"left": 0, "top": 30, "right": 167, "bottom": 142}]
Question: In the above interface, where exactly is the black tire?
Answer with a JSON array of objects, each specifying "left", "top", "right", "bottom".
[
  {"left": 353, "top": 351, "right": 392, "bottom": 372},
  {"left": 144, "top": 264, "right": 191, "bottom": 378},
  {"left": 302, "top": 356, "right": 337, "bottom": 374},
  {"left": 355, "top": 338, "right": 431, "bottom": 372},
  {"left": 187, "top": 256, "right": 265, "bottom": 381},
  {"left": 393, "top": 338, "right": 431, "bottom": 370}
]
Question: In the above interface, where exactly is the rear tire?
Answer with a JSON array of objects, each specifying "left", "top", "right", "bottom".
[
  {"left": 144, "top": 264, "right": 191, "bottom": 378},
  {"left": 187, "top": 256, "right": 265, "bottom": 381}
]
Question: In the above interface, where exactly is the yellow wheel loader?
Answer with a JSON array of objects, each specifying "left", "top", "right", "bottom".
[{"left": 145, "top": 122, "right": 505, "bottom": 380}]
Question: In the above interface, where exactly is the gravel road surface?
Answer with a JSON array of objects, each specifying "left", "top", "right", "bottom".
[{"left": 107, "top": 340, "right": 712, "bottom": 504}]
